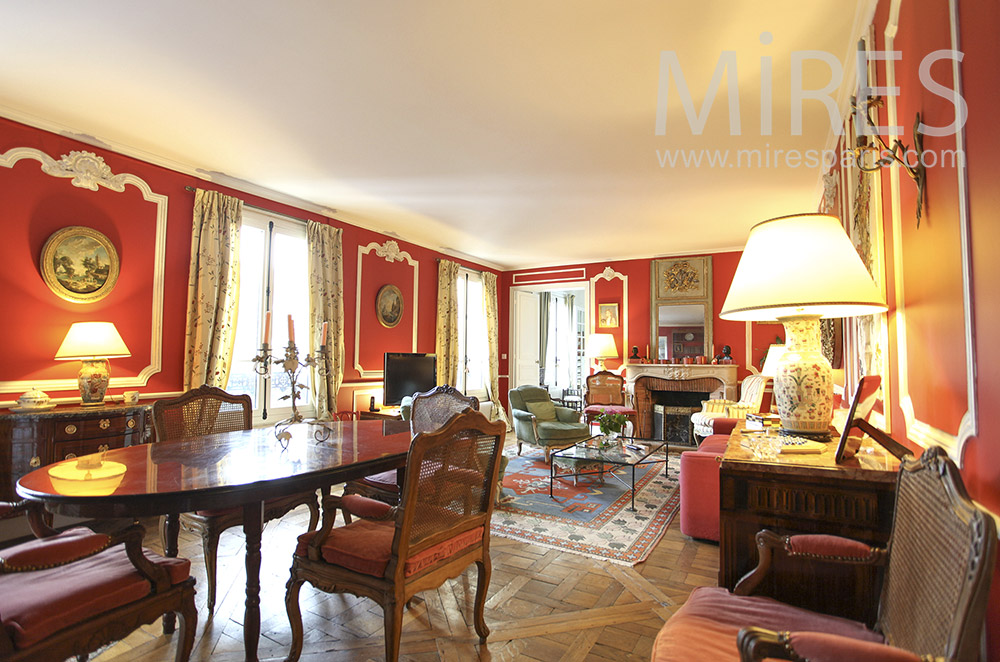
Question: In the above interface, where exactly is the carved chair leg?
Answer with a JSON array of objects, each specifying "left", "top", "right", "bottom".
[
  {"left": 162, "top": 513, "right": 181, "bottom": 634},
  {"left": 202, "top": 531, "right": 222, "bottom": 612},
  {"left": 174, "top": 584, "right": 198, "bottom": 662},
  {"left": 517, "top": 441, "right": 522, "bottom": 456},
  {"left": 284, "top": 572, "right": 306, "bottom": 662},
  {"left": 306, "top": 493, "right": 320, "bottom": 531},
  {"left": 385, "top": 599, "right": 405, "bottom": 662},
  {"left": 473, "top": 558, "right": 492, "bottom": 641}
]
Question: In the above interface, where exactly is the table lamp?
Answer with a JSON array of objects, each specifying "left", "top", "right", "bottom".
[
  {"left": 55, "top": 322, "right": 131, "bottom": 406},
  {"left": 720, "top": 214, "right": 887, "bottom": 439},
  {"left": 586, "top": 333, "right": 619, "bottom": 371},
  {"left": 760, "top": 344, "right": 787, "bottom": 377}
]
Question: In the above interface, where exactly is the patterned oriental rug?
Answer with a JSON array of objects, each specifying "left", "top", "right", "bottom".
[{"left": 490, "top": 447, "right": 680, "bottom": 565}]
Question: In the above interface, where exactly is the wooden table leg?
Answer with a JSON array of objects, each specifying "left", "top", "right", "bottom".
[
  {"left": 242, "top": 500, "right": 264, "bottom": 662},
  {"left": 162, "top": 512, "right": 180, "bottom": 634}
]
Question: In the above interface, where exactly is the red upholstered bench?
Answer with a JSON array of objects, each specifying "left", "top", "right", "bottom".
[{"left": 679, "top": 433, "right": 729, "bottom": 542}]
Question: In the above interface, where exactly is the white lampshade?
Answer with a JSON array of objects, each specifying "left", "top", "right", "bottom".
[
  {"left": 55, "top": 322, "right": 131, "bottom": 360},
  {"left": 760, "top": 344, "right": 787, "bottom": 377},
  {"left": 720, "top": 214, "right": 887, "bottom": 322},
  {"left": 586, "top": 333, "right": 619, "bottom": 360}
]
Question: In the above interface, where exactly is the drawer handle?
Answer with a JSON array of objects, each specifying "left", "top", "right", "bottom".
[
  {"left": 127, "top": 418, "right": 136, "bottom": 429},
  {"left": 29, "top": 456, "right": 41, "bottom": 468},
  {"left": 98, "top": 444, "right": 110, "bottom": 454},
  {"left": 64, "top": 452, "right": 77, "bottom": 461},
  {"left": 65, "top": 424, "right": 77, "bottom": 435},
  {"left": 99, "top": 418, "right": 111, "bottom": 430}
]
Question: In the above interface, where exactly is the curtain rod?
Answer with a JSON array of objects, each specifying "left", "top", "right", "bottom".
[{"left": 184, "top": 185, "right": 319, "bottom": 226}]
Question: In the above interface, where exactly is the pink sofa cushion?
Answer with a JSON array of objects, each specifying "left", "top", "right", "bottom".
[
  {"left": 1, "top": 543, "right": 190, "bottom": 649},
  {"left": 296, "top": 520, "right": 484, "bottom": 578},
  {"left": 698, "top": 435, "right": 729, "bottom": 454},
  {"left": 651, "top": 586, "right": 883, "bottom": 662}
]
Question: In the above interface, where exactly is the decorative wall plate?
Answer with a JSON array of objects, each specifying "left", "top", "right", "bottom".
[
  {"left": 40, "top": 225, "right": 119, "bottom": 303},
  {"left": 375, "top": 284, "right": 403, "bottom": 328}
]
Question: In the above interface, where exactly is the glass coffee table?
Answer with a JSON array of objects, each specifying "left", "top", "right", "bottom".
[{"left": 550, "top": 436, "right": 670, "bottom": 511}]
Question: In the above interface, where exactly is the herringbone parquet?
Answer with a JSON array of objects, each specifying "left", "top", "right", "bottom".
[{"left": 93, "top": 453, "right": 717, "bottom": 661}]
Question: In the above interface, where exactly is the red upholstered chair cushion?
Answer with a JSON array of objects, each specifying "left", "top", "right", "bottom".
[
  {"left": 1, "top": 543, "right": 190, "bottom": 649},
  {"left": 787, "top": 534, "right": 877, "bottom": 560},
  {"left": 582, "top": 404, "right": 637, "bottom": 416},
  {"left": 342, "top": 494, "right": 394, "bottom": 519},
  {"left": 651, "top": 586, "right": 882, "bottom": 662},
  {"left": 296, "top": 521, "right": 484, "bottom": 578},
  {"left": 359, "top": 470, "right": 400, "bottom": 491},
  {"left": 0, "top": 527, "right": 110, "bottom": 571},
  {"left": 788, "top": 631, "right": 923, "bottom": 662}
]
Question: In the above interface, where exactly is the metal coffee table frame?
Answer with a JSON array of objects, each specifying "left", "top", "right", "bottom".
[{"left": 550, "top": 436, "right": 670, "bottom": 511}]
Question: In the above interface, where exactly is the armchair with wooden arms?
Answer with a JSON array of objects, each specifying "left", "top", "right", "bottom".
[
  {"left": 508, "top": 384, "right": 590, "bottom": 463},
  {"left": 0, "top": 500, "right": 196, "bottom": 662},
  {"left": 151, "top": 383, "right": 320, "bottom": 613},
  {"left": 582, "top": 370, "right": 638, "bottom": 434},
  {"left": 284, "top": 409, "right": 507, "bottom": 662},
  {"left": 653, "top": 445, "right": 996, "bottom": 662},
  {"left": 342, "top": 385, "right": 479, "bottom": 507}
]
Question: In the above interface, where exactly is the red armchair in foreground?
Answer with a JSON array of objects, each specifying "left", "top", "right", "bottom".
[
  {"left": 653, "top": 446, "right": 996, "bottom": 662},
  {"left": 0, "top": 501, "right": 196, "bottom": 661},
  {"left": 284, "top": 409, "right": 506, "bottom": 662}
]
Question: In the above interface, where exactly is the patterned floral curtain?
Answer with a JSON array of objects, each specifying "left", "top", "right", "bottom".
[
  {"left": 184, "top": 189, "right": 242, "bottom": 390},
  {"left": 307, "top": 221, "right": 344, "bottom": 420},
  {"left": 482, "top": 271, "right": 510, "bottom": 426},
  {"left": 435, "top": 259, "right": 460, "bottom": 386}
]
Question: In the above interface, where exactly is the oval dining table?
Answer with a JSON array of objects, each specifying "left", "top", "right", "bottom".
[{"left": 17, "top": 418, "right": 413, "bottom": 662}]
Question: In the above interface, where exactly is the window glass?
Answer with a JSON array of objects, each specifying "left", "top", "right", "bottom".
[{"left": 457, "top": 270, "right": 489, "bottom": 396}]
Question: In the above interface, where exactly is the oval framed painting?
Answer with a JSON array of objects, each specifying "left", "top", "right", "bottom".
[
  {"left": 40, "top": 226, "right": 120, "bottom": 303},
  {"left": 376, "top": 284, "right": 404, "bottom": 328}
]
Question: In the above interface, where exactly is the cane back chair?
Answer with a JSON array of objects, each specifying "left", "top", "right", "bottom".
[
  {"left": 0, "top": 501, "right": 196, "bottom": 662},
  {"left": 653, "top": 446, "right": 997, "bottom": 662},
  {"left": 151, "top": 384, "right": 320, "bottom": 612},
  {"left": 285, "top": 409, "right": 507, "bottom": 661},
  {"left": 342, "top": 385, "right": 479, "bottom": 506}
]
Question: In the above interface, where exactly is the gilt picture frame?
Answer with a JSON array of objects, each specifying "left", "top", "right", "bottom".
[
  {"left": 598, "top": 303, "right": 619, "bottom": 328},
  {"left": 40, "top": 225, "right": 120, "bottom": 303},
  {"left": 376, "top": 284, "right": 404, "bottom": 328}
]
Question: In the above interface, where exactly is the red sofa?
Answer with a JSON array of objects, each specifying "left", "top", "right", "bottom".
[{"left": 678, "top": 432, "right": 732, "bottom": 542}]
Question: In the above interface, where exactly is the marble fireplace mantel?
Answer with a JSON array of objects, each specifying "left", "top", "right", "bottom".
[{"left": 623, "top": 363, "right": 739, "bottom": 400}]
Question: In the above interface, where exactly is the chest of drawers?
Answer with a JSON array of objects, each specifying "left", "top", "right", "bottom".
[{"left": 0, "top": 403, "right": 151, "bottom": 500}]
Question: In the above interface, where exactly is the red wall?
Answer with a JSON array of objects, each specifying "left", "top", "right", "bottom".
[{"left": 0, "top": 117, "right": 497, "bottom": 410}]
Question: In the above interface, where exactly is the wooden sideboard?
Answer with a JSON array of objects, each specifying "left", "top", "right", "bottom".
[
  {"left": 719, "top": 426, "right": 900, "bottom": 625},
  {"left": 0, "top": 403, "right": 151, "bottom": 500}
]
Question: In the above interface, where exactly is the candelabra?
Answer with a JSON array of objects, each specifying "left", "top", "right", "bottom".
[{"left": 252, "top": 340, "right": 333, "bottom": 445}]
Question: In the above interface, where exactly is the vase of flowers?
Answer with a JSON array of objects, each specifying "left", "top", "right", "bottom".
[{"left": 594, "top": 410, "right": 627, "bottom": 446}]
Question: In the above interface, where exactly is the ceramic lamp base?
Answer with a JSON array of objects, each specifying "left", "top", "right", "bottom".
[
  {"left": 78, "top": 358, "right": 110, "bottom": 406},
  {"left": 773, "top": 316, "right": 834, "bottom": 437}
]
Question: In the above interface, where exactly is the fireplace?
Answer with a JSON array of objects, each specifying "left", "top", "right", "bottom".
[
  {"left": 631, "top": 374, "right": 727, "bottom": 440},
  {"left": 651, "top": 390, "right": 711, "bottom": 446}
]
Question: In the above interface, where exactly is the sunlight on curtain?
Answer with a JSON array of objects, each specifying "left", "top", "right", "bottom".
[
  {"left": 307, "top": 221, "right": 344, "bottom": 420},
  {"left": 435, "top": 259, "right": 460, "bottom": 386},
  {"left": 184, "top": 189, "right": 242, "bottom": 389}
]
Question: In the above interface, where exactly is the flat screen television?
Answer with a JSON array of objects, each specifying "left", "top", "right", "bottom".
[{"left": 383, "top": 352, "right": 437, "bottom": 406}]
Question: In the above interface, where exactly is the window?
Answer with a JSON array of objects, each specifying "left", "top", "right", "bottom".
[
  {"left": 456, "top": 269, "right": 489, "bottom": 397},
  {"left": 227, "top": 209, "right": 312, "bottom": 422}
]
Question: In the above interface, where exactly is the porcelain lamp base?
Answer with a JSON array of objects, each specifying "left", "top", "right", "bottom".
[
  {"left": 773, "top": 316, "right": 834, "bottom": 438},
  {"left": 78, "top": 358, "right": 111, "bottom": 406}
]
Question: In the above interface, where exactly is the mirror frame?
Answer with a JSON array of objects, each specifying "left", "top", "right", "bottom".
[{"left": 649, "top": 256, "right": 713, "bottom": 361}]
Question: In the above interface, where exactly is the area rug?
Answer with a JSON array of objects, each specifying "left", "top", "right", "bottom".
[{"left": 490, "top": 447, "right": 680, "bottom": 565}]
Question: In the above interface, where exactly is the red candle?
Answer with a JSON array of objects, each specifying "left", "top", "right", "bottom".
[
  {"left": 287, "top": 315, "right": 295, "bottom": 345},
  {"left": 263, "top": 311, "right": 271, "bottom": 345},
  {"left": 321, "top": 321, "right": 329, "bottom": 346}
]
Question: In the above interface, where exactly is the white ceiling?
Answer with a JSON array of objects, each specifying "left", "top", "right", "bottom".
[{"left": 0, "top": 1, "right": 868, "bottom": 270}]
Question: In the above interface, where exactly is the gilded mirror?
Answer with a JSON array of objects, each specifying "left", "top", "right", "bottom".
[{"left": 650, "top": 256, "right": 713, "bottom": 360}]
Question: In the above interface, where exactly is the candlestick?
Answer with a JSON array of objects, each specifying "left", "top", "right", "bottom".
[
  {"left": 287, "top": 315, "right": 295, "bottom": 344},
  {"left": 263, "top": 311, "right": 271, "bottom": 345},
  {"left": 321, "top": 321, "right": 328, "bottom": 346}
]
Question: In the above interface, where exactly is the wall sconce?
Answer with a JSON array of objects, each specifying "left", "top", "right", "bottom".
[{"left": 851, "top": 95, "right": 926, "bottom": 226}]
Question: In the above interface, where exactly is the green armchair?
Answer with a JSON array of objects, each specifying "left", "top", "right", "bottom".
[{"left": 508, "top": 385, "right": 591, "bottom": 462}]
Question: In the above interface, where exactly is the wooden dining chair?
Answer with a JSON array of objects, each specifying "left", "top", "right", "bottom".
[
  {"left": 341, "top": 385, "right": 479, "bottom": 507},
  {"left": 334, "top": 410, "right": 359, "bottom": 421},
  {"left": 0, "top": 500, "right": 196, "bottom": 661},
  {"left": 285, "top": 409, "right": 506, "bottom": 661},
  {"left": 151, "top": 384, "right": 320, "bottom": 612}
]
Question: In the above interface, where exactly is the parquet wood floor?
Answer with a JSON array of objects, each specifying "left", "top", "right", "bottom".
[{"left": 94, "top": 460, "right": 717, "bottom": 661}]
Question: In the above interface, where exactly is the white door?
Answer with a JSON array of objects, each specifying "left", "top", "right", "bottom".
[{"left": 513, "top": 289, "right": 540, "bottom": 387}]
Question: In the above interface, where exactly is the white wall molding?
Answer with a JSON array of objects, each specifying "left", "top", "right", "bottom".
[
  {"left": 0, "top": 147, "right": 166, "bottom": 395},
  {"left": 589, "top": 266, "right": 628, "bottom": 363},
  {"left": 353, "top": 240, "right": 419, "bottom": 378}
]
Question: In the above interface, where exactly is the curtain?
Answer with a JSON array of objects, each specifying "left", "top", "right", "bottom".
[
  {"left": 538, "top": 292, "right": 550, "bottom": 385},
  {"left": 307, "top": 221, "right": 344, "bottom": 420},
  {"left": 183, "top": 189, "right": 242, "bottom": 390},
  {"left": 435, "top": 259, "right": 461, "bottom": 386},
  {"left": 482, "top": 271, "right": 510, "bottom": 426}
]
